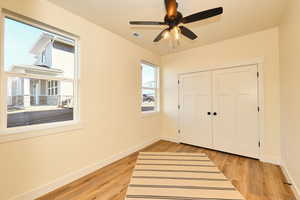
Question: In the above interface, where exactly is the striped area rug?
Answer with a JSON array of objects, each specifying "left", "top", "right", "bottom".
[{"left": 125, "top": 152, "right": 244, "bottom": 200}]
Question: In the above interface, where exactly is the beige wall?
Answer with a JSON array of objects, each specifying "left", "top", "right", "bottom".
[
  {"left": 161, "top": 28, "right": 281, "bottom": 162},
  {"left": 0, "top": 1, "right": 290, "bottom": 199},
  {"left": 279, "top": 0, "right": 300, "bottom": 192},
  {"left": 0, "top": 0, "right": 161, "bottom": 199}
]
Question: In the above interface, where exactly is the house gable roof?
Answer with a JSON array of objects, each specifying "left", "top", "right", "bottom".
[
  {"left": 30, "top": 33, "right": 54, "bottom": 56},
  {"left": 30, "top": 33, "right": 75, "bottom": 56}
]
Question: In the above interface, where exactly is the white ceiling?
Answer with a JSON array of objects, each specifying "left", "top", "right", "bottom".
[{"left": 48, "top": 0, "right": 286, "bottom": 55}]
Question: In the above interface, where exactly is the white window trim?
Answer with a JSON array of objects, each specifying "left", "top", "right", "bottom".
[
  {"left": 141, "top": 61, "right": 160, "bottom": 114},
  {"left": 0, "top": 11, "right": 81, "bottom": 142},
  {"left": 47, "top": 80, "right": 58, "bottom": 96}
]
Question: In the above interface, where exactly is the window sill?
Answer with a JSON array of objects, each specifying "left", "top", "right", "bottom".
[
  {"left": 141, "top": 111, "right": 160, "bottom": 118},
  {"left": 0, "top": 120, "right": 84, "bottom": 144}
]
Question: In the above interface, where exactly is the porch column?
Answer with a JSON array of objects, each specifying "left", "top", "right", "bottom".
[
  {"left": 36, "top": 80, "right": 41, "bottom": 105},
  {"left": 23, "top": 78, "right": 30, "bottom": 108}
]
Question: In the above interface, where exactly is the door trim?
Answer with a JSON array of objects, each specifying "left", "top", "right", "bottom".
[{"left": 177, "top": 58, "right": 264, "bottom": 160}]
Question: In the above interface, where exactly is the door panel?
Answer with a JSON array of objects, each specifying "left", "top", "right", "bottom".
[
  {"left": 212, "top": 65, "right": 259, "bottom": 158},
  {"left": 179, "top": 72, "right": 213, "bottom": 148}
]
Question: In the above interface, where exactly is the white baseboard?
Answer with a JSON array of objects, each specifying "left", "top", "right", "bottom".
[
  {"left": 259, "top": 155, "right": 281, "bottom": 165},
  {"left": 160, "top": 136, "right": 180, "bottom": 143},
  {"left": 11, "top": 137, "right": 160, "bottom": 200},
  {"left": 161, "top": 138, "right": 283, "bottom": 166},
  {"left": 281, "top": 161, "right": 300, "bottom": 200}
]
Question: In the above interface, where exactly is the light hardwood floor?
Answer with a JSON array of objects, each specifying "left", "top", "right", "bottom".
[{"left": 37, "top": 140, "right": 296, "bottom": 200}]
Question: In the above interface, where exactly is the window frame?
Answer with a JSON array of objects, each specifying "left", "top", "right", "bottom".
[
  {"left": 0, "top": 11, "right": 81, "bottom": 137},
  {"left": 141, "top": 61, "right": 160, "bottom": 114},
  {"left": 47, "top": 80, "right": 59, "bottom": 96}
]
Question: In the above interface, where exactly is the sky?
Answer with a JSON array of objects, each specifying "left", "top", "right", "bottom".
[
  {"left": 142, "top": 64, "right": 157, "bottom": 96},
  {"left": 4, "top": 18, "right": 45, "bottom": 71},
  {"left": 142, "top": 64, "right": 156, "bottom": 87}
]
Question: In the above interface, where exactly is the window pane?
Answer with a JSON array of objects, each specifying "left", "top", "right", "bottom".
[
  {"left": 7, "top": 77, "right": 74, "bottom": 128},
  {"left": 142, "top": 89, "right": 156, "bottom": 112},
  {"left": 4, "top": 17, "right": 75, "bottom": 79},
  {"left": 142, "top": 64, "right": 156, "bottom": 88}
]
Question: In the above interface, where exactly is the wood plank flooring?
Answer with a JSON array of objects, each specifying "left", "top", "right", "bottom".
[{"left": 37, "top": 140, "right": 296, "bottom": 200}]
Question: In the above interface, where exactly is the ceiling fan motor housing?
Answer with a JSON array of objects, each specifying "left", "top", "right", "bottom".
[{"left": 164, "top": 12, "right": 183, "bottom": 28}]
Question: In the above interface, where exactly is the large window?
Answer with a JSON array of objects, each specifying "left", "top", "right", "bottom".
[
  {"left": 2, "top": 15, "right": 79, "bottom": 130},
  {"left": 141, "top": 62, "right": 159, "bottom": 112}
]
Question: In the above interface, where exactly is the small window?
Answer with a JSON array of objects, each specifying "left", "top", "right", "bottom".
[
  {"left": 3, "top": 16, "right": 79, "bottom": 129},
  {"left": 141, "top": 62, "right": 159, "bottom": 112},
  {"left": 47, "top": 80, "right": 58, "bottom": 96}
]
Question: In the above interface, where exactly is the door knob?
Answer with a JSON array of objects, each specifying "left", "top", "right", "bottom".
[{"left": 213, "top": 112, "right": 217, "bottom": 116}]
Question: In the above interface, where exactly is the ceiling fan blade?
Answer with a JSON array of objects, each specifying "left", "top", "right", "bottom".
[
  {"left": 164, "top": 0, "right": 178, "bottom": 18},
  {"left": 182, "top": 7, "right": 223, "bottom": 24},
  {"left": 154, "top": 28, "right": 168, "bottom": 42},
  {"left": 179, "top": 26, "right": 198, "bottom": 40},
  {"left": 130, "top": 21, "right": 166, "bottom": 25}
]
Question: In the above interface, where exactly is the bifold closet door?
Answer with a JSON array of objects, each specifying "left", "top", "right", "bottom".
[
  {"left": 179, "top": 72, "right": 213, "bottom": 149},
  {"left": 212, "top": 65, "right": 259, "bottom": 158}
]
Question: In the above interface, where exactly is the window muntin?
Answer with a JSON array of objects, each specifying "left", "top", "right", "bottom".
[
  {"left": 48, "top": 80, "right": 58, "bottom": 96},
  {"left": 2, "top": 16, "right": 79, "bottom": 130},
  {"left": 141, "top": 63, "right": 159, "bottom": 112}
]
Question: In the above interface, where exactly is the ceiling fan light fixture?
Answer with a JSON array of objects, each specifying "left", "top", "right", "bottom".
[
  {"left": 163, "top": 30, "right": 170, "bottom": 39},
  {"left": 173, "top": 26, "right": 181, "bottom": 40}
]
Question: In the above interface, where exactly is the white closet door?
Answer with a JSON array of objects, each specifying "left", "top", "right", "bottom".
[
  {"left": 179, "top": 72, "right": 213, "bottom": 148},
  {"left": 212, "top": 65, "right": 259, "bottom": 158}
]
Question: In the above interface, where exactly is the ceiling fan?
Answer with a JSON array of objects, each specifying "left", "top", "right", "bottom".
[{"left": 129, "top": 0, "right": 223, "bottom": 43}]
